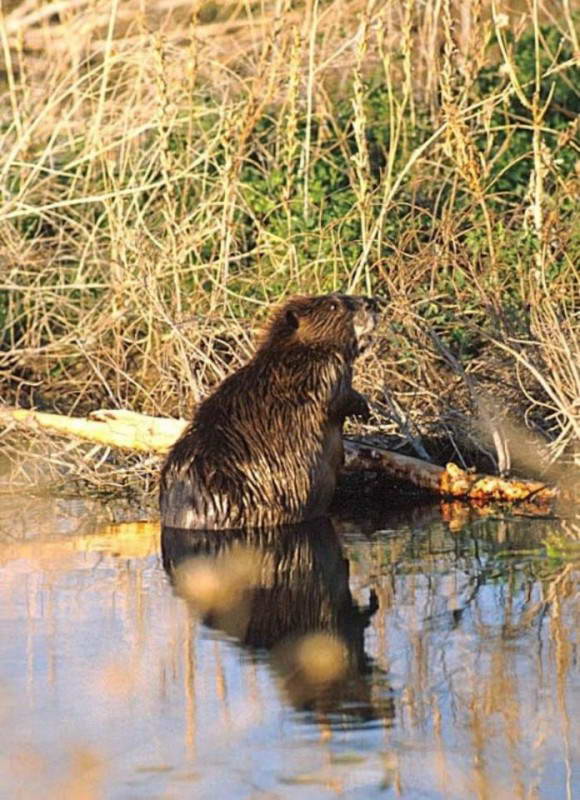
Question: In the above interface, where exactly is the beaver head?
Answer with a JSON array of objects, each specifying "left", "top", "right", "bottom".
[{"left": 258, "top": 294, "right": 379, "bottom": 359}]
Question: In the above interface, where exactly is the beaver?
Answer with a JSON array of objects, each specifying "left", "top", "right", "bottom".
[{"left": 159, "top": 293, "right": 379, "bottom": 529}]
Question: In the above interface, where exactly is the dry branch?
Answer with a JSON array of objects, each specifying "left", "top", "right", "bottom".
[{"left": 0, "top": 406, "right": 561, "bottom": 504}]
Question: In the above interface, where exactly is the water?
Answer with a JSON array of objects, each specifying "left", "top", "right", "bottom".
[{"left": 0, "top": 495, "right": 578, "bottom": 799}]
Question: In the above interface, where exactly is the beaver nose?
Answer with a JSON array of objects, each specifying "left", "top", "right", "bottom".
[{"left": 363, "top": 296, "right": 382, "bottom": 313}]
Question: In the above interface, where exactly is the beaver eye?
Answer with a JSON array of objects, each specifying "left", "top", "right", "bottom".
[{"left": 328, "top": 301, "right": 338, "bottom": 312}]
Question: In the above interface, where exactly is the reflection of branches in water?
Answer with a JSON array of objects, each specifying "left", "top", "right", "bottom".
[
  {"left": 161, "top": 519, "right": 394, "bottom": 724},
  {"left": 334, "top": 509, "right": 580, "bottom": 796},
  {"left": 342, "top": 513, "right": 579, "bottom": 642},
  {"left": 560, "top": 519, "right": 580, "bottom": 543}
]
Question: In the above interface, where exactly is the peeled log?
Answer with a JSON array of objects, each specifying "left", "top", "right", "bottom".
[
  {"left": 0, "top": 406, "right": 561, "bottom": 503},
  {"left": 0, "top": 406, "right": 187, "bottom": 453},
  {"left": 343, "top": 440, "right": 559, "bottom": 504}
]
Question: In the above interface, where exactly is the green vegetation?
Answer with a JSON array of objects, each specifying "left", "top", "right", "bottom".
[{"left": 0, "top": 0, "right": 578, "bottom": 492}]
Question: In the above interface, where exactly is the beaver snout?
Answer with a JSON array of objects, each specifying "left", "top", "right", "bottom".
[
  {"left": 359, "top": 296, "right": 384, "bottom": 318},
  {"left": 354, "top": 296, "right": 381, "bottom": 330},
  {"left": 363, "top": 296, "right": 381, "bottom": 313},
  {"left": 352, "top": 296, "right": 380, "bottom": 352}
]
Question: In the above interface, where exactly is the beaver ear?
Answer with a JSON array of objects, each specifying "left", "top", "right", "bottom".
[{"left": 285, "top": 309, "right": 300, "bottom": 330}]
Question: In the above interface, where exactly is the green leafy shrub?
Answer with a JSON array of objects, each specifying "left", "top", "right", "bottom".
[{"left": 476, "top": 24, "right": 580, "bottom": 197}]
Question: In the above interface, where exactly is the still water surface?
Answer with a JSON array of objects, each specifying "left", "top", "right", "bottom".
[{"left": 0, "top": 496, "right": 578, "bottom": 799}]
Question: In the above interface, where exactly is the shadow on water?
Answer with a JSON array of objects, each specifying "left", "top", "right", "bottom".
[{"left": 161, "top": 518, "right": 395, "bottom": 727}]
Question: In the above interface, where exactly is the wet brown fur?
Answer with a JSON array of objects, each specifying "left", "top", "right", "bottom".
[{"left": 159, "top": 294, "right": 379, "bottom": 529}]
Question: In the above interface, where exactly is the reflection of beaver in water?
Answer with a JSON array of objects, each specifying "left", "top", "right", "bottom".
[
  {"left": 160, "top": 294, "right": 379, "bottom": 529},
  {"left": 162, "top": 520, "right": 391, "bottom": 721}
]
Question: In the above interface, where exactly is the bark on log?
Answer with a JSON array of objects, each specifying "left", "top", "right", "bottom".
[{"left": 0, "top": 406, "right": 560, "bottom": 503}]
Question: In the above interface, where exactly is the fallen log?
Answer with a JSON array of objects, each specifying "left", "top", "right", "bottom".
[
  {"left": 342, "top": 440, "right": 559, "bottom": 504},
  {"left": 0, "top": 406, "right": 187, "bottom": 453},
  {"left": 0, "top": 406, "right": 561, "bottom": 503}
]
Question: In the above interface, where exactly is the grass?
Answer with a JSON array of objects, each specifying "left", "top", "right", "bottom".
[{"left": 0, "top": 0, "right": 579, "bottom": 497}]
